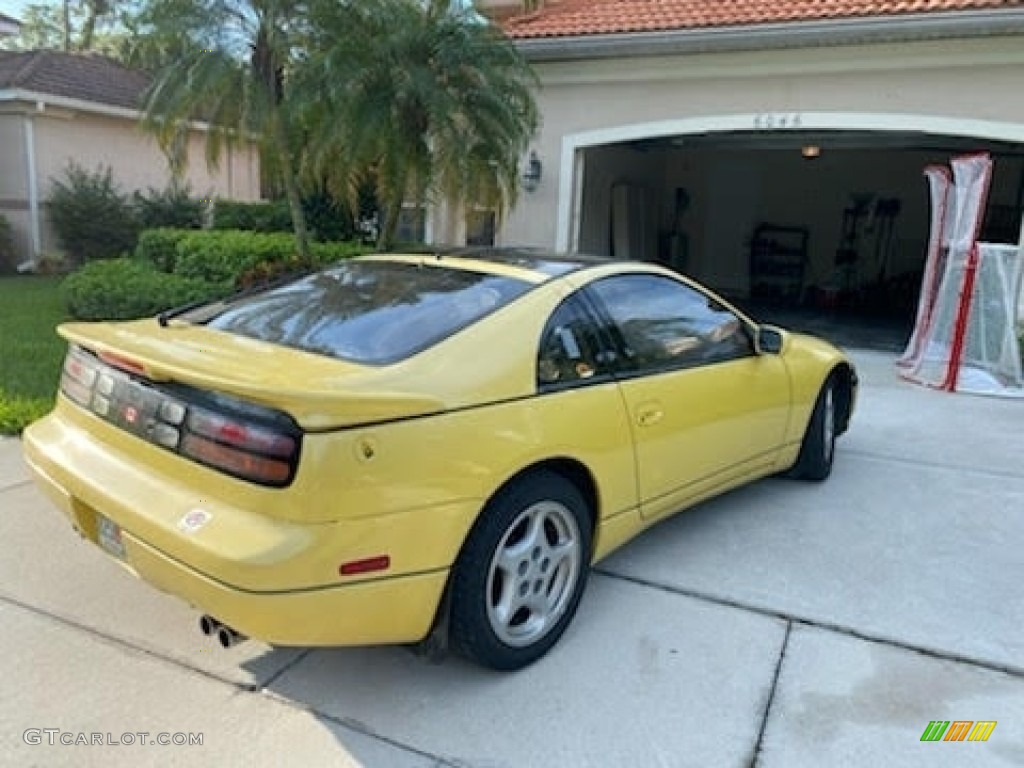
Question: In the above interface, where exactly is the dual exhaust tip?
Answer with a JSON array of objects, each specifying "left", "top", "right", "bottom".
[{"left": 199, "top": 614, "right": 247, "bottom": 648}]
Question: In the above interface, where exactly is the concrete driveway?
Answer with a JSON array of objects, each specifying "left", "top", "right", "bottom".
[{"left": 2, "top": 349, "right": 1022, "bottom": 767}]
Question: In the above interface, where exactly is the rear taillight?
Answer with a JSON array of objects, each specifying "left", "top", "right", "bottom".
[
  {"left": 59, "top": 345, "right": 301, "bottom": 487},
  {"left": 60, "top": 348, "right": 99, "bottom": 407},
  {"left": 179, "top": 407, "right": 297, "bottom": 486}
]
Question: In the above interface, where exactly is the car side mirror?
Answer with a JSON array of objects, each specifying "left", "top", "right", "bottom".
[{"left": 756, "top": 326, "right": 784, "bottom": 355}]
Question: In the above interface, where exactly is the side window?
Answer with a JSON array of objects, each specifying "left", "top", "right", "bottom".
[
  {"left": 587, "top": 274, "right": 753, "bottom": 374},
  {"left": 537, "top": 296, "right": 610, "bottom": 390}
]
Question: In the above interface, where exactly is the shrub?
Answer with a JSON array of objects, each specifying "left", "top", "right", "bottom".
[
  {"left": 0, "top": 214, "right": 14, "bottom": 274},
  {"left": 0, "top": 397, "right": 52, "bottom": 436},
  {"left": 173, "top": 230, "right": 300, "bottom": 286},
  {"left": 213, "top": 196, "right": 360, "bottom": 242},
  {"left": 212, "top": 200, "right": 293, "bottom": 233},
  {"left": 171, "top": 229, "right": 371, "bottom": 289},
  {"left": 136, "top": 228, "right": 192, "bottom": 272},
  {"left": 134, "top": 182, "right": 205, "bottom": 230},
  {"left": 63, "top": 259, "right": 220, "bottom": 321},
  {"left": 311, "top": 240, "right": 374, "bottom": 263},
  {"left": 48, "top": 163, "right": 140, "bottom": 265}
]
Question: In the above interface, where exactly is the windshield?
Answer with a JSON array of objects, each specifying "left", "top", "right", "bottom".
[{"left": 186, "top": 260, "right": 532, "bottom": 365}]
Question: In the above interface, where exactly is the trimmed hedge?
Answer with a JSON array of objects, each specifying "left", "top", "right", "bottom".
[
  {"left": 173, "top": 229, "right": 371, "bottom": 286},
  {"left": 212, "top": 200, "right": 293, "bottom": 233},
  {"left": 135, "top": 227, "right": 192, "bottom": 272},
  {"left": 63, "top": 259, "right": 222, "bottom": 321},
  {"left": 65, "top": 229, "right": 371, "bottom": 321},
  {"left": 173, "top": 230, "right": 300, "bottom": 285}
]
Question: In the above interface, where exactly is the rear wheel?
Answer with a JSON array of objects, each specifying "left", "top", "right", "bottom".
[
  {"left": 450, "top": 471, "right": 592, "bottom": 671},
  {"left": 790, "top": 378, "right": 836, "bottom": 482}
]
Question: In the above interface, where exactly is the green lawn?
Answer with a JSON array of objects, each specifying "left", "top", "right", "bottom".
[{"left": 0, "top": 276, "right": 68, "bottom": 435}]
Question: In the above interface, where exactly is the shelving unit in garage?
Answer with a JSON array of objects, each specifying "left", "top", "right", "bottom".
[{"left": 749, "top": 223, "right": 809, "bottom": 306}]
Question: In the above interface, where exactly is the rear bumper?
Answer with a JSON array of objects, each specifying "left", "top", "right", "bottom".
[
  {"left": 22, "top": 411, "right": 459, "bottom": 646},
  {"left": 126, "top": 531, "right": 448, "bottom": 646}
]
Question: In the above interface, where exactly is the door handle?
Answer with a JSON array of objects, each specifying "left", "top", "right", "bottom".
[{"left": 636, "top": 403, "right": 664, "bottom": 427}]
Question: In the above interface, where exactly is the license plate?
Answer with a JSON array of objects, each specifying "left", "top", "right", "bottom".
[{"left": 97, "top": 515, "right": 126, "bottom": 560}]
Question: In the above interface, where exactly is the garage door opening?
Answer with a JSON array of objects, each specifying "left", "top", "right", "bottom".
[{"left": 573, "top": 130, "right": 1024, "bottom": 351}]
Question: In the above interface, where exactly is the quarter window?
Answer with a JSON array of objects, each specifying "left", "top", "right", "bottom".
[
  {"left": 588, "top": 274, "right": 752, "bottom": 374},
  {"left": 537, "top": 297, "right": 610, "bottom": 389}
]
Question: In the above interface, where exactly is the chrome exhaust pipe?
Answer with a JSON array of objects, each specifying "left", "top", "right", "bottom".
[
  {"left": 216, "top": 625, "right": 247, "bottom": 649},
  {"left": 199, "top": 615, "right": 220, "bottom": 637}
]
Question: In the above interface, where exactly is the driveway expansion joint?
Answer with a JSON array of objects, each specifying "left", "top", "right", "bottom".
[
  {"left": 1, "top": 592, "right": 454, "bottom": 765},
  {"left": 258, "top": 647, "right": 310, "bottom": 690},
  {"left": 749, "top": 620, "right": 791, "bottom": 768},
  {"left": 593, "top": 568, "right": 1024, "bottom": 681},
  {"left": 0, "top": 591, "right": 259, "bottom": 692},
  {"left": 260, "top": 687, "right": 456, "bottom": 765},
  {"left": 844, "top": 448, "right": 1024, "bottom": 481},
  {"left": 0, "top": 479, "right": 32, "bottom": 494}
]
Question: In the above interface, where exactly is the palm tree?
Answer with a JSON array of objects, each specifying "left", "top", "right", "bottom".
[
  {"left": 136, "top": 0, "right": 312, "bottom": 257},
  {"left": 300, "top": 0, "right": 538, "bottom": 249}
]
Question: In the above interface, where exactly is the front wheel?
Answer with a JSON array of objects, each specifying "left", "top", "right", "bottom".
[
  {"left": 450, "top": 471, "right": 592, "bottom": 671},
  {"left": 790, "top": 378, "right": 836, "bottom": 482}
]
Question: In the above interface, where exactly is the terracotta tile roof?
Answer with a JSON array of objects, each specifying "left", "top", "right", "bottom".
[
  {"left": 0, "top": 50, "right": 149, "bottom": 111},
  {"left": 504, "top": 0, "right": 1024, "bottom": 39}
]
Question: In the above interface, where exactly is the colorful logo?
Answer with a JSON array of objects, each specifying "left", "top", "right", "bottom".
[{"left": 920, "top": 721, "right": 996, "bottom": 742}]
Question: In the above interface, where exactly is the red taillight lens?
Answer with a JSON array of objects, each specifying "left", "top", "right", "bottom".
[
  {"left": 181, "top": 406, "right": 299, "bottom": 486},
  {"left": 60, "top": 348, "right": 99, "bottom": 407},
  {"left": 180, "top": 434, "right": 293, "bottom": 486},
  {"left": 186, "top": 408, "right": 296, "bottom": 457}
]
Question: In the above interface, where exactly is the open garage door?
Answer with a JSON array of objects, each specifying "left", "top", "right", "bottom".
[{"left": 573, "top": 129, "right": 1024, "bottom": 350}]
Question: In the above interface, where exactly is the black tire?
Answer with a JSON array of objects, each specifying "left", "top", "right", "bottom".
[
  {"left": 789, "top": 377, "right": 836, "bottom": 482},
  {"left": 450, "top": 470, "right": 592, "bottom": 671}
]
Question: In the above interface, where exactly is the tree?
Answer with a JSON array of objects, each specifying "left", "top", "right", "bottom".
[
  {"left": 80, "top": 0, "right": 115, "bottom": 50},
  {"left": 299, "top": 0, "right": 538, "bottom": 249},
  {"left": 136, "top": 0, "right": 312, "bottom": 257},
  {"left": 134, "top": 0, "right": 538, "bottom": 254},
  {"left": 1, "top": 4, "right": 67, "bottom": 50},
  {"left": 0, "top": 1, "right": 131, "bottom": 54}
]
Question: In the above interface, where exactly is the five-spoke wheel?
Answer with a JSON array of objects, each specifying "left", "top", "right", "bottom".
[{"left": 450, "top": 471, "right": 591, "bottom": 670}]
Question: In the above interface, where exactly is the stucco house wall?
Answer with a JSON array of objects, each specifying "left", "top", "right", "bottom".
[
  {"left": 0, "top": 52, "right": 261, "bottom": 266},
  {"left": 497, "top": 36, "right": 1024, "bottom": 253}
]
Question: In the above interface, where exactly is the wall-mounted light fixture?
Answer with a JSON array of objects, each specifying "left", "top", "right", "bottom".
[
  {"left": 522, "top": 150, "right": 542, "bottom": 192},
  {"left": 801, "top": 145, "right": 821, "bottom": 159}
]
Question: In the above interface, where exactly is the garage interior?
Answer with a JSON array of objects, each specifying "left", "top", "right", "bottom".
[{"left": 576, "top": 131, "right": 1024, "bottom": 351}]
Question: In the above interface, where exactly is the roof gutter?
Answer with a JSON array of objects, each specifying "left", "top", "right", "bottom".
[
  {"left": 0, "top": 88, "right": 216, "bottom": 133},
  {"left": 512, "top": 8, "right": 1024, "bottom": 62}
]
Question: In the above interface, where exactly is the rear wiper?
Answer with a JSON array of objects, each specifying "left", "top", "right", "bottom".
[{"left": 157, "top": 298, "right": 213, "bottom": 327}]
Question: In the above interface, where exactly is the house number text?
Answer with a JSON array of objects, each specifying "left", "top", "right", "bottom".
[{"left": 753, "top": 113, "right": 803, "bottom": 130}]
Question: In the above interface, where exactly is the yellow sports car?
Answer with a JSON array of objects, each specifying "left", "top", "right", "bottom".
[{"left": 23, "top": 250, "right": 856, "bottom": 670}]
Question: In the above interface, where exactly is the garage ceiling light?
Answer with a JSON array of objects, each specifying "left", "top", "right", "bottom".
[{"left": 802, "top": 145, "right": 821, "bottom": 159}]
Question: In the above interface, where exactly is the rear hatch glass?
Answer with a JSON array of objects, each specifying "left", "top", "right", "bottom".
[{"left": 183, "top": 260, "right": 532, "bottom": 365}]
